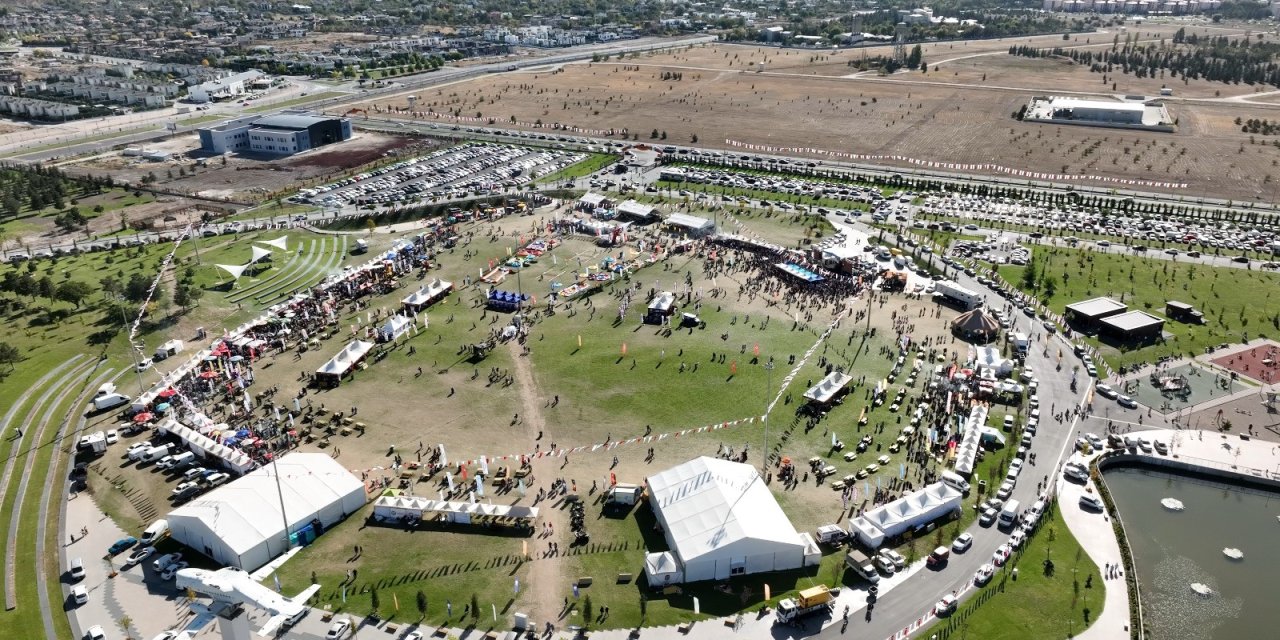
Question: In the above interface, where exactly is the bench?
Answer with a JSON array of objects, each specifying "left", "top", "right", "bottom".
[
  {"left": 616, "top": 573, "right": 632, "bottom": 584},
  {"left": 577, "top": 576, "right": 593, "bottom": 587}
]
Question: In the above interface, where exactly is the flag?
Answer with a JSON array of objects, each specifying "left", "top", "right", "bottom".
[
  {"left": 621, "top": 342, "right": 627, "bottom": 355},
  {"left": 475, "top": 477, "right": 484, "bottom": 496},
  {"left": 439, "top": 444, "right": 447, "bottom": 466},
  {"left": 517, "top": 479, "right": 526, "bottom": 497},
  {"left": 293, "top": 398, "right": 301, "bottom": 412},
  {"left": 899, "top": 463, "right": 906, "bottom": 479},
  {"left": 480, "top": 455, "right": 489, "bottom": 475},
  {"left": 577, "top": 335, "right": 582, "bottom": 347},
  {"left": 764, "top": 585, "right": 771, "bottom": 601},
  {"left": 573, "top": 584, "right": 580, "bottom": 599},
  {"left": 514, "top": 578, "right": 520, "bottom": 594},
  {"left": 274, "top": 574, "right": 282, "bottom": 592},
  {"left": 469, "top": 491, "right": 477, "bottom": 504},
  {"left": 730, "top": 361, "right": 737, "bottom": 374},
  {"left": 693, "top": 597, "right": 701, "bottom": 615},
  {"left": 832, "top": 431, "right": 838, "bottom": 447},
  {"left": 446, "top": 472, "right": 454, "bottom": 491},
  {"left": 753, "top": 343, "right": 760, "bottom": 356}
]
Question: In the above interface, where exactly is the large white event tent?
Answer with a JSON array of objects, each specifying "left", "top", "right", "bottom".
[
  {"left": 372, "top": 495, "right": 539, "bottom": 524},
  {"left": 315, "top": 340, "right": 375, "bottom": 386},
  {"left": 376, "top": 315, "right": 412, "bottom": 342},
  {"left": 848, "top": 482, "right": 963, "bottom": 548},
  {"left": 167, "top": 452, "right": 365, "bottom": 571},
  {"left": 953, "top": 404, "right": 987, "bottom": 477},
  {"left": 401, "top": 279, "right": 453, "bottom": 312},
  {"left": 644, "top": 457, "right": 819, "bottom": 585}
]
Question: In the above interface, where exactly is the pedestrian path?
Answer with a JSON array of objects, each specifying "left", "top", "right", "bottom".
[{"left": 1057, "top": 451, "right": 1131, "bottom": 640}]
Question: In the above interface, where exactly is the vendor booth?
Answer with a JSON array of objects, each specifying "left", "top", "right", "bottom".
[
  {"left": 401, "top": 278, "right": 453, "bottom": 312},
  {"left": 315, "top": 340, "right": 375, "bottom": 388},
  {"left": 487, "top": 289, "right": 529, "bottom": 313},
  {"left": 644, "top": 291, "right": 677, "bottom": 325},
  {"left": 377, "top": 315, "right": 412, "bottom": 343}
]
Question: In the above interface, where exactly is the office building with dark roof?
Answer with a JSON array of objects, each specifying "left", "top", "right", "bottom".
[{"left": 198, "top": 112, "right": 352, "bottom": 156}]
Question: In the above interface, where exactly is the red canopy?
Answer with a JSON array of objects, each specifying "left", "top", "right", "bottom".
[
  {"left": 133, "top": 412, "right": 154, "bottom": 423},
  {"left": 199, "top": 370, "right": 219, "bottom": 379},
  {"left": 157, "top": 389, "right": 178, "bottom": 399}
]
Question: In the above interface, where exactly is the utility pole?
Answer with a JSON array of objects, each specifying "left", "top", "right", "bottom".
[{"left": 763, "top": 359, "right": 774, "bottom": 475}]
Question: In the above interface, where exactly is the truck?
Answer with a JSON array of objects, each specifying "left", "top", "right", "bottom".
[
  {"left": 931, "top": 280, "right": 981, "bottom": 310},
  {"left": 77, "top": 431, "right": 108, "bottom": 455},
  {"left": 815, "top": 524, "right": 846, "bottom": 545},
  {"left": 155, "top": 339, "right": 184, "bottom": 361},
  {"left": 775, "top": 585, "right": 834, "bottom": 624},
  {"left": 353, "top": 238, "right": 369, "bottom": 254},
  {"left": 844, "top": 550, "right": 880, "bottom": 583},
  {"left": 1012, "top": 332, "right": 1029, "bottom": 353},
  {"left": 999, "top": 498, "right": 1021, "bottom": 528}
]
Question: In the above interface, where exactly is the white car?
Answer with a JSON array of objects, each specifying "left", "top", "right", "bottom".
[
  {"left": 1117, "top": 395, "right": 1138, "bottom": 409},
  {"left": 86, "top": 625, "right": 107, "bottom": 640},
  {"left": 126, "top": 441, "right": 152, "bottom": 459},
  {"left": 135, "top": 358, "right": 154, "bottom": 373},
  {"left": 204, "top": 472, "right": 231, "bottom": 487},
  {"left": 996, "top": 481, "right": 1015, "bottom": 500},
  {"left": 934, "top": 593, "right": 958, "bottom": 615},
  {"left": 952, "top": 532, "right": 973, "bottom": 553},
  {"left": 326, "top": 618, "right": 352, "bottom": 638},
  {"left": 1064, "top": 463, "right": 1089, "bottom": 482},
  {"left": 1084, "top": 433, "right": 1105, "bottom": 449},
  {"left": 992, "top": 543, "right": 1013, "bottom": 566},
  {"left": 160, "top": 561, "right": 188, "bottom": 581},
  {"left": 124, "top": 546, "right": 155, "bottom": 567},
  {"left": 403, "top": 633, "right": 424, "bottom": 640},
  {"left": 72, "top": 584, "right": 89, "bottom": 605},
  {"left": 882, "top": 548, "right": 907, "bottom": 570},
  {"left": 974, "top": 563, "right": 995, "bottom": 586},
  {"left": 105, "top": 429, "right": 119, "bottom": 444}
]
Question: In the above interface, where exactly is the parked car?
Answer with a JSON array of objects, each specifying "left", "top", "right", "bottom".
[
  {"left": 72, "top": 584, "right": 89, "bottom": 605},
  {"left": 952, "top": 532, "right": 973, "bottom": 553},
  {"left": 108, "top": 536, "right": 138, "bottom": 555},
  {"left": 160, "top": 561, "right": 189, "bottom": 581},
  {"left": 326, "top": 618, "right": 352, "bottom": 638},
  {"left": 974, "top": 563, "right": 995, "bottom": 586},
  {"left": 1080, "top": 494, "right": 1104, "bottom": 511},
  {"left": 86, "top": 624, "right": 106, "bottom": 640},
  {"left": 934, "top": 593, "right": 958, "bottom": 616},
  {"left": 1117, "top": 395, "right": 1138, "bottom": 409},
  {"left": 124, "top": 546, "right": 155, "bottom": 567}
]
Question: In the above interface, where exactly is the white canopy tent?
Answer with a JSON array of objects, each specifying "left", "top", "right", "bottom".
[
  {"left": 953, "top": 404, "right": 987, "bottom": 476},
  {"left": 259, "top": 236, "right": 289, "bottom": 251},
  {"left": 167, "top": 453, "right": 365, "bottom": 571},
  {"left": 377, "top": 315, "right": 412, "bottom": 342},
  {"left": 803, "top": 371, "right": 854, "bottom": 404},
  {"left": 848, "top": 482, "right": 963, "bottom": 548},
  {"left": 250, "top": 245, "right": 273, "bottom": 264},
  {"left": 401, "top": 279, "right": 453, "bottom": 311},
  {"left": 216, "top": 263, "right": 250, "bottom": 279},
  {"left": 645, "top": 457, "right": 814, "bottom": 584},
  {"left": 970, "top": 346, "right": 1013, "bottom": 376},
  {"left": 372, "top": 495, "right": 539, "bottom": 525},
  {"left": 156, "top": 417, "right": 255, "bottom": 475},
  {"left": 315, "top": 340, "right": 375, "bottom": 385}
]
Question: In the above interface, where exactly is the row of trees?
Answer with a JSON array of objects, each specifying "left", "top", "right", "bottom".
[
  {"left": 1010, "top": 33, "right": 1280, "bottom": 88},
  {"left": 0, "top": 165, "right": 114, "bottom": 220},
  {"left": 1236, "top": 117, "right": 1280, "bottom": 136}
]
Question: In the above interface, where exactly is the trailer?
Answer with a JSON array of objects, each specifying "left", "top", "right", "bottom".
[
  {"left": 932, "top": 280, "right": 982, "bottom": 310},
  {"left": 775, "top": 585, "right": 834, "bottom": 624}
]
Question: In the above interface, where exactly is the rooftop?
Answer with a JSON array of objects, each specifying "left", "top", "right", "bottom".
[
  {"left": 253, "top": 113, "right": 333, "bottom": 130},
  {"left": 1065, "top": 296, "right": 1128, "bottom": 319},
  {"left": 1100, "top": 310, "right": 1166, "bottom": 333}
]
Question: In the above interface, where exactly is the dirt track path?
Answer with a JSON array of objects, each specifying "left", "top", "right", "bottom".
[{"left": 507, "top": 341, "right": 566, "bottom": 622}]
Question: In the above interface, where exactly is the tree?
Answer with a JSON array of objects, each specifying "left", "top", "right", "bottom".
[
  {"left": 416, "top": 590, "right": 428, "bottom": 620},
  {"left": 55, "top": 280, "right": 93, "bottom": 309},
  {"left": 469, "top": 593, "right": 479, "bottom": 622},
  {"left": 582, "top": 595, "right": 594, "bottom": 628},
  {"left": 117, "top": 614, "right": 134, "bottom": 639},
  {"left": 124, "top": 273, "right": 152, "bottom": 303},
  {"left": 907, "top": 44, "right": 923, "bottom": 70},
  {"left": 365, "top": 217, "right": 376, "bottom": 236},
  {"left": 370, "top": 587, "right": 380, "bottom": 617},
  {"left": 0, "top": 342, "right": 19, "bottom": 371}
]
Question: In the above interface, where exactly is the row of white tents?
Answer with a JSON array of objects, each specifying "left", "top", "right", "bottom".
[
  {"left": 372, "top": 495, "right": 540, "bottom": 525},
  {"left": 156, "top": 417, "right": 256, "bottom": 475}
]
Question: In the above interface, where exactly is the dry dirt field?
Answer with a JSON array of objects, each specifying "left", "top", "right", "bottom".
[
  {"left": 355, "top": 22, "right": 1280, "bottom": 201},
  {"left": 68, "top": 131, "right": 434, "bottom": 202}
]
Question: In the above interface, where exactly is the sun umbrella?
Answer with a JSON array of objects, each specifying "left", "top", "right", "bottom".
[
  {"left": 155, "top": 402, "right": 171, "bottom": 413},
  {"left": 133, "top": 412, "right": 154, "bottom": 423}
]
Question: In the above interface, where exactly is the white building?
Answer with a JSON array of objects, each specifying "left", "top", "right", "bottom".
[
  {"left": 167, "top": 453, "right": 365, "bottom": 571},
  {"left": 187, "top": 70, "right": 265, "bottom": 103},
  {"left": 644, "top": 457, "right": 820, "bottom": 585}
]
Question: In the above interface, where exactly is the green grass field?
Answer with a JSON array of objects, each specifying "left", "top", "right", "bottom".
[
  {"left": 919, "top": 505, "right": 1102, "bottom": 640},
  {"left": 995, "top": 246, "right": 1280, "bottom": 369},
  {"left": 536, "top": 153, "right": 619, "bottom": 185}
]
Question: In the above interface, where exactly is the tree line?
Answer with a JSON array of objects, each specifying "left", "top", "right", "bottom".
[
  {"left": 1010, "top": 31, "right": 1280, "bottom": 88},
  {"left": 0, "top": 165, "right": 116, "bottom": 221}
]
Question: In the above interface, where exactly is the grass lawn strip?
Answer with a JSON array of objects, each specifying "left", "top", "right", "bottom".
[
  {"left": 225, "top": 238, "right": 319, "bottom": 303},
  {"left": 34, "top": 366, "right": 120, "bottom": 640},
  {"left": 919, "top": 505, "right": 1102, "bottom": 640},
  {"left": 536, "top": 153, "right": 619, "bottom": 185},
  {"left": 995, "top": 245, "right": 1280, "bottom": 369}
]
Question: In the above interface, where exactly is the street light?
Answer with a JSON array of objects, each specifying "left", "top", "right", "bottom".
[{"left": 763, "top": 359, "right": 774, "bottom": 476}]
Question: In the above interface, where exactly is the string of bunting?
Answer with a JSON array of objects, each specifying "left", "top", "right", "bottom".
[
  {"left": 127, "top": 225, "right": 194, "bottom": 361},
  {"left": 721, "top": 138, "right": 1189, "bottom": 189}
]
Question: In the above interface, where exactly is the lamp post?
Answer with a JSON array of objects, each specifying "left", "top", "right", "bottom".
[{"left": 763, "top": 359, "right": 774, "bottom": 475}]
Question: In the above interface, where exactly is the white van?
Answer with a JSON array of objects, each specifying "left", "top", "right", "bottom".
[
  {"left": 140, "top": 444, "right": 174, "bottom": 464},
  {"left": 158, "top": 451, "right": 196, "bottom": 470},
  {"left": 92, "top": 392, "right": 131, "bottom": 411},
  {"left": 816, "top": 524, "right": 846, "bottom": 544},
  {"left": 940, "top": 471, "right": 970, "bottom": 494},
  {"left": 998, "top": 499, "right": 1021, "bottom": 528},
  {"left": 140, "top": 519, "right": 170, "bottom": 546}
]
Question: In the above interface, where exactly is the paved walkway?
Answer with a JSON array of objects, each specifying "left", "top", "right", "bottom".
[{"left": 1056, "top": 450, "right": 1131, "bottom": 640}]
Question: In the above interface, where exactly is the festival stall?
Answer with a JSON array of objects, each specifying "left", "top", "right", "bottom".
[
  {"left": 401, "top": 278, "right": 453, "bottom": 312},
  {"left": 372, "top": 495, "right": 539, "bottom": 531},
  {"left": 376, "top": 315, "right": 412, "bottom": 343},
  {"left": 314, "top": 340, "right": 375, "bottom": 388},
  {"left": 644, "top": 291, "right": 676, "bottom": 325},
  {"left": 803, "top": 371, "right": 854, "bottom": 406},
  {"left": 486, "top": 289, "right": 529, "bottom": 313}
]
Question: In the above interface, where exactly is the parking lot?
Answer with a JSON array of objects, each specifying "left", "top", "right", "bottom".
[
  {"left": 293, "top": 143, "right": 585, "bottom": 209},
  {"left": 914, "top": 192, "right": 1280, "bottom": 263}
]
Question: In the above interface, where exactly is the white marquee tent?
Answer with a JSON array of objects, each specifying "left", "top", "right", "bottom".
[
  {"left": 848, "top": 482, "right": 963, "bottom": 548},
  {"left": 372, "top": 495, "right": 539, "bottom": 524},
  {"left": 259, "top": 236, "right": 289, "bottom": 251},
  {"left": 803, "top": 371, "right": 854, "bottom": 404},
  {"left": 953, "top": 404, "right": 987, "bottom": 477},
  {"left": 376, "top": 315, "right": 412, "bottom": 342},
  {"left": 156, "top": 418, "right": 255, "bottom": 475},
  {"left": 401, "top": 279, "right": 453, "bottom": 311},
  {"left": 167, "top": 452, "right": 365, "bottom": 571},
  {"left": 315, "top": 340, "right": 374, "bottom": 384},
  {"left": 645, "top": 457, "right": 818, "bottom": 584}
]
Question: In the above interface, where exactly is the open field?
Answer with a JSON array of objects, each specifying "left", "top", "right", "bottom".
[
  {"left": 351, "top": 24, "right": 1280, "bottom": 201},
  {"left": 65, "top": 131, "right": 437, "bottom": 203},
  {"left": 30, "top": 190, "right": 1000, "bottom": 632},
  {"left": 995, "top": 245, "right": 1280, "bottom": 370}
]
